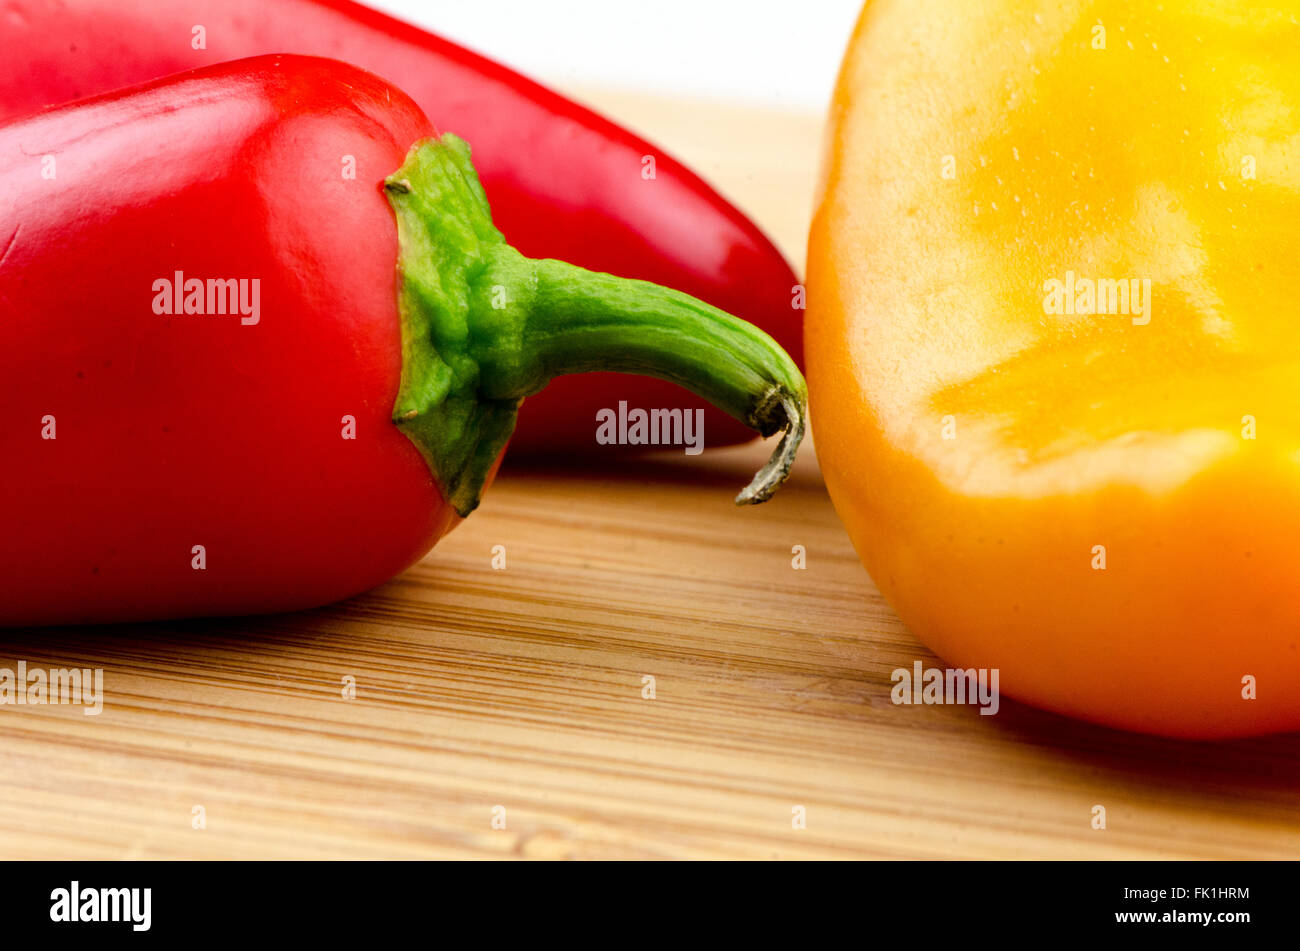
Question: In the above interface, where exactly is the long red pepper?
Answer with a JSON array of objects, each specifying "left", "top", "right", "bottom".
[
  {"left": 0, "top": 0, "right": 803, "bottom": 455},
  {"left": 0, "top": 56, "right": 806, "bottom": 625}
]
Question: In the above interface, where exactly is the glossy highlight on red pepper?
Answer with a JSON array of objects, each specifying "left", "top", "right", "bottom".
[{"left": 0, "top": 0, "right": 803, "bottom": 455}]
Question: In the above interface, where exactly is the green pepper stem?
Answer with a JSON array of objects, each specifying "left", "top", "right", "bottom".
[
  {"left": 384, "top": 133, "right": 807, "bottom": 516},
  {"left": 499, "top": 255, "right": 805, "bottom": 504}
]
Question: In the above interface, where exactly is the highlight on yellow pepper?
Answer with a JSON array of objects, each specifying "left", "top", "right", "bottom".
[{"left": 807, "top": 0, "right": 1300, "bottom": 737}]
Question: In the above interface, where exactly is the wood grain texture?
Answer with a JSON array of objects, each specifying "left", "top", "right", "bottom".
[{"left": 2, "top": 91, "right": 1298, "bottom": 860}]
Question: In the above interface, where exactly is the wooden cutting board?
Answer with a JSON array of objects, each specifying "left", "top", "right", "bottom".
[{"left": 2, "top": 91, "right": 1297, "bottom": 860}]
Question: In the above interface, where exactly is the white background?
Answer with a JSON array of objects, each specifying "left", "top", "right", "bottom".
[{"left": 368, "top": 0, "right": 863, "bottom": 110}]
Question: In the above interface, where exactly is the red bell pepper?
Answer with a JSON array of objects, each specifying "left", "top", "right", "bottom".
[
  {"left": 0, "top": 0, "right": 802, "bottom": 455},
  {"left": 0, "top": 56, "right": 806, "bottom": 626}
]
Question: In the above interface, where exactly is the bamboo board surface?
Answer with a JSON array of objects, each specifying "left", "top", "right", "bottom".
[{"left": 1, "top": 90, "right": 1297, "bottom": 860}]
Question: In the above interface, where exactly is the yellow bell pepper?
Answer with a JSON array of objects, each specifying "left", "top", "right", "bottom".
[{"left": 807, "top": 0, "right": 1300, "bottom": 737}]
